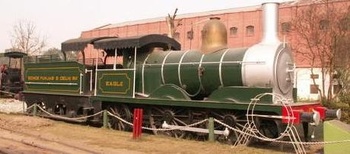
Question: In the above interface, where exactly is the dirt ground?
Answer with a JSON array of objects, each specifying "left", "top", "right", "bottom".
[
  {"left": 0, "top": 113, "right": 323, "bottom": 154},
  {"left": 0, "top": 113, "right": 269, "bottom": 154}
]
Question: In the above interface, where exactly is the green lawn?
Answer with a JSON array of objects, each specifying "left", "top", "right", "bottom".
[{"left": 324, "top": 120, "right": 350, "bottom": 154}]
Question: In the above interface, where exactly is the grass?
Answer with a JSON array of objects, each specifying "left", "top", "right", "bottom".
[{"left": 324, "top": 120, "right": 350, "bottom": 154}]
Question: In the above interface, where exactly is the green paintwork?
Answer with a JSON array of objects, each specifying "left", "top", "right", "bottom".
[
  {"left": 141, "top": 48, "right": 247, "bottom": 97},
  {"left": 162, "top": 52, "right": 182, "bottom": 86},
  {"left": 207, "top": 86, "right": 273, "bottom": 103},
  {"left": 293, "top": 88, "right": 298, "bottom": 101},
  {"left": 148, "top": 84, "right": 191, "bottom": 100},
  {"left": 178, "top": 51, "right": 202, "bottom": 96},
  {"left": 200, "top": 48, "right": 247, "bottom": 95},
  {"left": 141, "top": 51, "right": 168, "bottom": 95},
  {"left": 97, "top": 70, "right": 134, "bottom": 96},
  {"left": 161, "top": 51, "right": 202, "bottom": 96},
  {"left": 24, "top": 61, "right": 84, "bottom": 94},
  {"left": 91, "top": 94, "right": 282, "bottom": 114}
]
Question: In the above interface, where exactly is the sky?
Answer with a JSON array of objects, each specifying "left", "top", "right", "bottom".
[{"left": 0, "top": 0, "right": 293, "bottom": 52}]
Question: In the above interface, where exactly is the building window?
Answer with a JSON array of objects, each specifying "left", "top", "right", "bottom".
[
  {"left": 187, "top": 30, "right": 193, "bottom": 40},
  {"left": 319, "top": 20, "right": 329, "bottom": 30},
  {"left": 174, "top": 32, "right": 180, "bottom": 40},
  {"left": 281, "top": 22, "right": 291, "bottom": 33},
  {"left": 229, "top": 27, "right": 238, "bottom": 36},
  {"left": 310, "top": 84, "right": 319, "bottom": 94},
  {"left": 246, "top": 25, "right": 254, "bottom": 37},
  {"left": 310, "top": 74, "right": 319, "bottom": 79}
]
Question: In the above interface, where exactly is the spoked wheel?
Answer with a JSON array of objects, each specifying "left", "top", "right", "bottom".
[
  {"left": 184, "top": 111, "right": 208, "bottom": 141},
  {"left": 254, "top": 118, "right": 284, "bottom": 145},
  {"left": 108, "top": 104, "right": 132, "bottom": 131},
  {"left": 148, "top": 107, "right": 188, "bottom": 138},
  {"left": 214, "top": 113, "right": 246, "bottom": 144}
]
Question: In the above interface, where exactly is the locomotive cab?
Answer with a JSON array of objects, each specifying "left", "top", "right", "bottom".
[
  {"left": 91, "top": 35, "right": 181, "bottom": 98},
  {"left": 0, "top": 50, "right": 27, "bottom": 95}
]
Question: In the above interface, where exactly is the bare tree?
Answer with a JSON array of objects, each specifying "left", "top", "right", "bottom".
[
  {"left": 334, "top": 7, "right": 350, "bottom": 102},
  {"left": 43, "top": 47, "right": 60, "bottom": 55},
  {"left": 42, "top": 47, "right": 64, "bottom": 60},
  {"left": 291, "top": 0, "right": 350, "bottom": 103},
  {"left": 166, "top": 8, "right": 182, "bottom": 38},
  {"left": 11, "top": 20, "right": 47, "bottom": 55}
]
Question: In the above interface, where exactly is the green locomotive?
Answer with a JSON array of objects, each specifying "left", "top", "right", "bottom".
[{"left": 23, "top": 3, "right": 340, "bottom": 143}]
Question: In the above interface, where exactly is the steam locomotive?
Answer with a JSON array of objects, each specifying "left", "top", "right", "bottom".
[
  {"left": 22, "top": 3, "right": 340, "bottom": 143},
  {"left": 0, "top": 50, "right": 27, "bottom": 96}
]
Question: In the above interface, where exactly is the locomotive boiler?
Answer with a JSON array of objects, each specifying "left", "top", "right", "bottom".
[{"left": 22, "top": 2, "right": 341, "bottom": 145}]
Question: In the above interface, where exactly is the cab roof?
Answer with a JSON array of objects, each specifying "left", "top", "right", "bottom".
[{"left": 61, "top": 34, "right": 181, "bottom": 52}]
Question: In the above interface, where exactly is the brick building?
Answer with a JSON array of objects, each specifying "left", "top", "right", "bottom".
[{"left": 77, "top": 0, "right": 350, "bottom": 101}]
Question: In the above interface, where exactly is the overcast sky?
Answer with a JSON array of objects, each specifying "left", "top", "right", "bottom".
[{"left": 0, "top": 0, "right": 293, "bottom": 52}]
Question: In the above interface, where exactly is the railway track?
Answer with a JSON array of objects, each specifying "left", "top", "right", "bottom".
[
  {"left": 0, "top": 112, "right": 321, "bottom": 154},
  {"left": 0, "top": 127, "right": 101, "bottom": 154}
]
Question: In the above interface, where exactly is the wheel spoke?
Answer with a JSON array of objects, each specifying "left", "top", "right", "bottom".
[
  {"left": 236, "top": 123, "right": 245, "bottom": 128},
  {"left": 108, "top": 105, "right": 132, "bottom": 131},
  {"left": 148, "top": 107, "right": 188, "bottom": 138},
  {"left": 174, "top": 117, "right": 187, "bottom": 126},
  {"left": 211, "top": 112, "right": 247, "bottom": 145}
]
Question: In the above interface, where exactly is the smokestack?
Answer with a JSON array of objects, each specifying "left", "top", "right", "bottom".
[{"left": 261, "top": 2, "right": 280, "bottom": 44}]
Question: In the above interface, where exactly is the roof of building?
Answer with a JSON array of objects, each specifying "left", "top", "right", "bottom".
[
  {"left": 96, "top": 1, "right": 298, "bottom": 30},
  {"left": 92, "top": 0, "right": 347, "bottom": 31}
]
